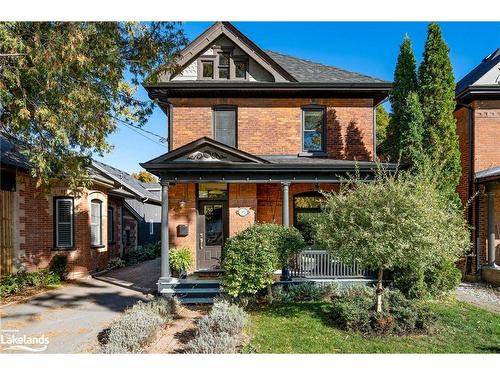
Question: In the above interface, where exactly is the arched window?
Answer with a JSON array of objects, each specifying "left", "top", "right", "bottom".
[
  {"left": 90, "top": 199, "right": 102, "bottom": 247},
  {"left": 293, "top": 191, "right": 324, "bottom": 248}
]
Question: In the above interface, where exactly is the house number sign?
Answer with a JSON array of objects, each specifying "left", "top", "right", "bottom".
[{"left": 237, "top": 208, "right": 250, "bottom": 217}]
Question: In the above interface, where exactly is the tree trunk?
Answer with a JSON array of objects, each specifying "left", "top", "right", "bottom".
[
  {"left": 376, "top": 267, "right": 384, "bottom": 312},
  {"left": 267, "top": 284, "right": 273, "bottom": 304}
]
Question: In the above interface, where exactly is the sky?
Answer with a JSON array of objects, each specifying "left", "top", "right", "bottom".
[{"left": 93, "top": 22, "right": 500, "bottom": 173}]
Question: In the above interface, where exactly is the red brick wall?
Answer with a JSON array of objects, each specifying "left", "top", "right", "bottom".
[
  {"left": 14, "top": 171, "right": 131, "bottom": 278},
  {"left": 257, "top": 183, "right": 340, "bottom": 225},
  {"left": 473, "top": 100, "right": 500, "bottom": 173},
  {"left": 170, "top": 98, "right": 374, "bottom": 160}
]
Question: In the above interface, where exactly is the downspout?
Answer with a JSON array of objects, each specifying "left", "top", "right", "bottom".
[{"left": 457, "top": 99, "right": 478, "bottom": 272}]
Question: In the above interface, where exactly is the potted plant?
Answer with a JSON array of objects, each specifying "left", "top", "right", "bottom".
[{"left": 169, "top": 247, "right": 194, "bottom": 279}]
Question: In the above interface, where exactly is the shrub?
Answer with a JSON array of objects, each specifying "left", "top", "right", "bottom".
[
  {"left": 184, "top": 331, "right": 239, "bottom": 354},
  {"left": 169, "top": 247, "right": 194, "bottom": 276},
  {"left": 330, "top": 286, "right": 437, "bottom": 335},
  {"left": 185, "top": 299, "right": 248, "bottom": 354},
  {"left": 0, "top": 269, "right": 61, "bottom": 297},
  {"left": 393, "top": 259, "right": 462, "bottom": 299},
  {"left": 331, "top": 286, "right": 375, "bottom": 333},
  {"left": 316, "top": 169, "right": 470, "bottom": 310},
  {"left": 272, "top": 282, "right": 340, "bottom": 304},
  {"left": 49, "top": 254, "right": 68, "bottom": 280},
  {"left": 99, "top": 297, "right": 176, "bottom": 353},
  {"left": 108, "top": 257, "right": 125, "bottom": 269},
  {"left": 123, "top": 244, "right": 158, "bottom": 265},
  {"left": 222, "top": 223, "right": 304, "bottom": 297},
  {"left": 197, "top": 299, "right": 248, "bottom": 336}
]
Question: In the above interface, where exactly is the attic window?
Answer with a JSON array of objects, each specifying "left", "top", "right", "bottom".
[
  {"left": 218, "top": 52, "right": 230, "bottom": 79},
  {"left": 202, "top": 61, "right": 214, "bottom": 79}
]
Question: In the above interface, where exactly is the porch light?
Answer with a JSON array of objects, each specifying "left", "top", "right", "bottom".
[{"left": 179, "top": 199, "right": 186, "bottom": 208}]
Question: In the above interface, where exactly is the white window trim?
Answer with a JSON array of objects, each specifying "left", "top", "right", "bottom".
[
  {"left": 149, "top": 219, "right": 154, "bottom": 235},
  {"left": 90, "top": 200, "right": 102, "bottom": 247}
]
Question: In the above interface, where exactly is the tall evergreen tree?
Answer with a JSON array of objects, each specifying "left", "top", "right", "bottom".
[
  {"left": 385, "top": 35, "right": 418, "bottom": 160},
  {"left": 399, "top": 92, "right": 424, "bottom": 169},
  {"left": 418, "top": 23, "right": 461, "bottom": 202}
]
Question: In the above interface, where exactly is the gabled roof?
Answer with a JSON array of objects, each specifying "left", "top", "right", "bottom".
[
  {"left": 0, "top": 134, "right": 31, "bottom": 170},
  {"left": 456, "top": 48, "right": 500, "bottom": 101},
  {"left": 91, "top": 160, "right": 161, "bottom": 203},
  {"left": 168, "top": 21, "right": 296, "bottom": 83},
  {"left": 142, "top": 136, "right": 270, "bottom": 166},
  {"left": 265, "top": 50, "right": 388, "bottom": 84}
]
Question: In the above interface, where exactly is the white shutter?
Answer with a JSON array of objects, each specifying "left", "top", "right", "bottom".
[{"left": 56, "top": 198, "right": 73, "bottom": 248}]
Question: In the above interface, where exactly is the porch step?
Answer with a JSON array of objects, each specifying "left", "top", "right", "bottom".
[{"left": 159, "top": 281, "right": 221, "bottom": 304}]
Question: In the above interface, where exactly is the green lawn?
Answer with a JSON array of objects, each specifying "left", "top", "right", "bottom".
[{"left": 246, "top": 299, "right": 500, "bottom": 353}]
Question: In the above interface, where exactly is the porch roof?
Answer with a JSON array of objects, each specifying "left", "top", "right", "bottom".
[{"left": 140, "top": 137, "right": 399, "bottom": 183}]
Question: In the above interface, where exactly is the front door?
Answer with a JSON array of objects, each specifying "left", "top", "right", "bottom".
[{"left": 197, "top": 201, "right": 228, "bottom": 270}]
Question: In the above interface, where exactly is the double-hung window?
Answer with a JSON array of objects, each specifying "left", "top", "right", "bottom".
[
  {"left": 302, "top": 107, "right": 325, "bottom": 153},
  {"left": 213, "top": 107, "right": 237, "bottom": 147},
  {"left": 91, "top": 200, "right": 102, "bottom": 247},
  {"left": 54, "top": 197, "right": 74, "bottom": 249}
]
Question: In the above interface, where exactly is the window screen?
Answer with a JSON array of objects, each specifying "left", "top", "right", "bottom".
[{"left": 214, "top": 108, "right": 236, "bottom": 147}]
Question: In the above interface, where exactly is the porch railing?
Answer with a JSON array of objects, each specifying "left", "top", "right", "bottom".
[{"left": 290, "top": 250, "right": 374, "bottom": 279}]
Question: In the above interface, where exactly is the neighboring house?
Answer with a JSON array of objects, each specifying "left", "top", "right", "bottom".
[
  {"left": 140, "top": 21, "right": 397, "bottom": 295},
  {"left": 0, "top": 135, "right": 161, "bottom": 278},
  {"left": 455, "top": 48, "right": 500, "bottom": 285}
]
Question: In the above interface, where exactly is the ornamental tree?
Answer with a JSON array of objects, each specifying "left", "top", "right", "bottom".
[
  {"left": 0, "top": 22, "right": 186, "bottom": 189},
  {"left": 315, "top": 169, "right": 470, "bottom": 311},
  {"left": 398, "top": 91, "right": 425, "bottom": 170}
]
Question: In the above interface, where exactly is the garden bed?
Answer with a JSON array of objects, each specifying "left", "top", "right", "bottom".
[{"left": 245, "top": 299, "right": 500, "bottom": 353}]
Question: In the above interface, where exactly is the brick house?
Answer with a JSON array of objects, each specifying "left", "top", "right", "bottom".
[
  {"left": 454, "top": 48, "right": 500, "bottom": 285},
  {"left": 0, "top": 135, "right": 161, "bottom": 278},
  {"left": 140, "top": 22, "right": 397, "bottom": 298}
]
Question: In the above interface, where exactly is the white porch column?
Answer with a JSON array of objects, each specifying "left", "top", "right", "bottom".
[
  {"left": 486, "top": 184, "right": 498, "bottom": 268},
  {"left": 158, "top": 181, "right": 173, "bottom": 292},
  {"left": 282, "top": 182, "right": 290, "bottom": 227}
]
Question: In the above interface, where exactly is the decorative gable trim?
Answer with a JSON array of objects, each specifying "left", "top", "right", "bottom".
[
  {"left": 142, "top": 136, "right": 270, "bottom": 166},
  {"left": 166, "top": 22, "right": 296, "bottom": 83}
]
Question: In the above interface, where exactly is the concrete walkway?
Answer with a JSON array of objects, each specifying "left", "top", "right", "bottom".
[
  {"left": 454, "top": 282, "right": 500, "bottom": 313},
  {"left": 0, "top": 276, "right": 152, "bottom": 353}
]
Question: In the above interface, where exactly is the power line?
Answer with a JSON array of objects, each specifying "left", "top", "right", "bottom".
[
  {"left": 111, "top": 115, "right": 168, "bottom": 146},
  {"left": 120, "top": 121, "right": 166, "bottom": 148}
]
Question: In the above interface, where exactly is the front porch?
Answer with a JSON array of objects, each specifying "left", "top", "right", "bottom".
[{"left": 140, "top": 137, "right": 396, "bottom": 300}]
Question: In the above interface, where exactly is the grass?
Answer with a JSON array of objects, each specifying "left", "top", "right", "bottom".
[{"left": 246, "top": 299, "right": 500, "bottom": 353}]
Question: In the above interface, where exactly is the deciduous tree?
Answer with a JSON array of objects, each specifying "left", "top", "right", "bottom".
[{"left": 0, "top": 22, "right": 186, "bottom": 189}]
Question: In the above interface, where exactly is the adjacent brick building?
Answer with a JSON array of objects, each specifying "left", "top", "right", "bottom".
[
  {"left": 0, "top": 136, "right": 161, "bottom": 278},
  {"left": 454, "top": 48, "right": 500, "bottom": 284}
]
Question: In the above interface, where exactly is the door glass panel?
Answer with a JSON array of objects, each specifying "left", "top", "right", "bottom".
[
  {"left": 198, "top": 182, "right": 228, "bottom": 199},
  {"left": 204, "top": 204, "right": 223, "bottom": 246}
]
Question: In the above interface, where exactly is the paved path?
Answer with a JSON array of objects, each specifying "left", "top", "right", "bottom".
[
  {"left": 0, "top": 277, "right": 152, "bottom": 353},
  {"left": 93, "top": 258, "right": 160, "bottom": 294},
  {"left": 454, "top": 282, "right": 500, "bottom": 313}
]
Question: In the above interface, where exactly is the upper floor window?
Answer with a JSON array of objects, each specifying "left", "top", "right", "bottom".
[
  {"left": 201, "top": 60, "right": 214, "bottom": 79},
  {"left": 213, "top": 107, "right": 236, "bottom": 147},
  {"left": 54, "top": 197, "right": 74, "bottom": 249},
  {"left": 302, "top": 107, "right": 325, "bottom": 153},
  {"left": 91, "top": 200, "right": 102, "bottom": 247},
  {"left": 218, "top": 52, "right": 230, "bottom": 79}
]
